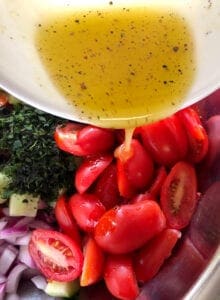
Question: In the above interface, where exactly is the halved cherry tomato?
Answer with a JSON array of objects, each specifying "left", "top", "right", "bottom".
[
  {"left": 115, "top": 139, "right": 154, "bottom": 198},
  {"left": 177, "top": 107, "right": 209, "bottom": 163},
  {"left": 95, "top": 200, "right": 166, "bottom": 254},
  {"left": 134, "top": 229, "right": 181, "bottom": 283},
  {"left": 160, "top": 161, "right": 197, "bottom": 229},
  {"left": 0, "top": 91, "right": 9, "bottom": 107},
  {"left": 94, "top": 163, "right": 121, "bottom": 209},
  {"left": 54, "top": 123, "right": 115, "bottom": 156},
  {"left": 148, "top": 166, "right": 167, "bottom": 198},
  {"left": 75, "top": 154, "right": 113, "bottom": 194},
  {"left": 54, "top": 195, "right": 81, "bottom": 245},
  {"left": 69, "top": 193, "right": 106, "bottom": 233},
  {"left": 139, "top": 114, "right": 188, "bottom": 166},
  {"left": 29, "top": 229, "right": 83, "bottom": 282},
  {"left": 80, "top": 237, "right": 105, "bottom": 287},
  {"left": 104, "top": 254, "right": 139, "bottom": 300},
  {"left": 131, "top": 192, "right": 155, "bottom": 204}
]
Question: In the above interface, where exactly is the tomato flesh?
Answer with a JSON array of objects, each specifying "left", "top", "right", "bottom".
[
  {"left": 160, "top": 161, "right": 197, "bottom": 229},
  {"left": 29, "top": 229, "right": 83, "bottom": 282},
  {"left": 80, "top": 237, "right": 105, "bottom": 287}
]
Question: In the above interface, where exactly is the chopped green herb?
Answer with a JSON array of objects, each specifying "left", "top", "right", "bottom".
[{"left": 0, "top": 97, "right": 78, "bottom": 202}]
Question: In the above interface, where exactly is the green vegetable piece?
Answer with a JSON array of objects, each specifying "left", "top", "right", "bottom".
[
  {"left": 0, "top": 172, "right": 11, "bottom": 204},
  {"left": 45, "top": 280, "right": 80, "bottom": 298},
  {"left": 9, "top": 193, "right": 40, "bottom": 217}
]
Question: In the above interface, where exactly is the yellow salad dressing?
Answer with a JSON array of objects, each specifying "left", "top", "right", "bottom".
[{"left": 35, "top": 5, "right": 196, "bottom": 129}]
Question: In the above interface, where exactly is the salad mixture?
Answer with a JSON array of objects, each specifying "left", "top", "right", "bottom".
[{"left": 0, "top": 89, "right": 220, "bottom": 300}]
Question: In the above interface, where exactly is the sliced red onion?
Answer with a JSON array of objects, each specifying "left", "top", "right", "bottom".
[
  {"left": 2, "top": 208, "right": 9, "bottom": 216},
  {"left": 6, "top": 264, "right": 27, "bottom": 293},
  {"left": 15, "top": 232, "right": 31, "bottom": 246},
  {"left": 14, "top": 217, "right": 33, "bottom": 228},
  {"left": 0, "top": 245, "right": 18, "bottom": 275},
  {"left": 38, "top": 199, "right": 47, "bottom": 210},
  {"left": 0, "top": 283, "right": 6, "bottom": 300},
  {"left": 0, "top": 226, "right": 28, "bottom": 241},
  {"left": 0, "top": 220, "right": 7, "bottom": 231},
  {"left": 18, "top": 245, "right": 36, "bottom": 269},
  {"left": 5, "top": 293, "right": 20, "bottom": 300},
  {"left": 31, "top": 275, "right": 47, "bottom": 290},
  {"left": 29, "top": 219, "right": 52, "bottom": 230},
  {"left": 0, "top": 276, "right": 6, "bottom": 285}
]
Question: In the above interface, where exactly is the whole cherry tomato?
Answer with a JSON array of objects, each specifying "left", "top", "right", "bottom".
[
  {"left": 177, "top": 107, "right": 209, "bottom": 163},
  {"left": 29, "top": 229, "right": 83, "bottom": 282},
  {"left": 139, "top": 114, "right": 188, "bottom": 166},
  {"left": 160, "top": 161, "right": 197, "bottom": 230},
  {"left": 94, "top": 200, "right": 166, "bottom": 254},
  {"left": 69, "top": 193, "right": 106, "bottom": 233},
  {"left": 104, "top": 254, "right": 139, "bottom": 300},
  {"left": 134, "top": 228, "right": 181, "bottom": 282},
  {"left": 115, "top": 139, "right": 154, "bottom": 198},
  {"left": 54, "top": 123, "right": 115, "bottom": 156},
  {"left": 75, "top": 154, "right": 113, "bottom": 194},
  {"left": 55, "top": 195, "right": 81, "bottom": 245},
  {"left": 80, "top": 237, "right": 105, "bottom": 287}
]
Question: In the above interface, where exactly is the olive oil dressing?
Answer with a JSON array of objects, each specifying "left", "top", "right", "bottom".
[{"left": 35, "top": 6, "right": 195, "bottom": 128}]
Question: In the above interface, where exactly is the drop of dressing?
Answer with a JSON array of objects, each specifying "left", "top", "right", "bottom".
[{"left": 35, "top": 5, "right": 196, "bottom": 134}]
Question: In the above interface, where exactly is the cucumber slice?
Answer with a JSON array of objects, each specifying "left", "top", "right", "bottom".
[
  {"left": 9, "top": 193, "right": 40, "bottom": 217},
  {"left": 45, "top": 280, "right": 79, "bottom": 298}
]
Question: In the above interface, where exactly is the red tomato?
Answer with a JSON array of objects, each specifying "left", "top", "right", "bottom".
[
  {"left": 131, "top": 192, "right": 155, "bottom": 204},
  {"left": 94, "top": 200, "right": 166, "bottom": 254},
  {"left": 115, "top": 139, "right": 154, "bottom": 198},
  {"left": 75, "top": 154, "right": 113, "bottom": 194},
  {"left": 160, "top": 161, "right": 197, "bottom": 229},
  {"left": 80, "top": 237, "right": 105, "bottom": 287},
  {"left": 0, "top": 91, "right": 9, "bottom": 107},
  {"left": 54, "top": 195, "right": 81, "bottom": 245},
  {"left": 148, "top": 166, "right": 167, "bottom": 198},
  {"left": 139, "top": 115, "right": 188, "bottom": 166},
  {"left": 177, "top": 107, "right": 209, "bottom": 163},
  {"left": 134, "top": 228, "right": 181, "bottom": 282},
  {"left": 29, "top": 229, "right": 83, "bottom": 282},
  {"left": 69, "top": 193, "right": 106, "bottom": 233},
  {"left": 104, "top": 254, "right": 139, "bottom": 300},
  {"left": 94, "top": 163, "right": 121, "bottom": 209},
  {"left": 54, "top": 123, "right": 115, "bottom": 156}
]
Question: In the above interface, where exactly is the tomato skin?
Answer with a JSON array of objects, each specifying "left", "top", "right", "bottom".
[
  {"left": 75, "top": 154, "right": 113, "bottom": 194},
  {"left": 115, "top": 139, "right": 154, "bottom": 198},
  {"left": 177, "top": 107, "right": 209, "bottom": 163},
  {"left": 149, "top": 166, "right": 167, "bottom": 198},
  {"left": 54, "top": 123, "right": 115, "bottom": 156},
  {"left": 95, "top": 200, "right": 166, "bottom": 254},
  {"left": 29, "top": 229, "right": 83, "bottom": 282},
  {"left": 104, "top": 254, "right": 139, "bottom": 300},
  {"left": 139, "top": 115, "right": 188, "bottom": 166},
  {"left": 94, "top": 163, "right": 121, "bottom": 209},
  {"left": 69, "top": 193, "right": 106, "bottom": 233},
  {"left": 55, "top": 195, "right": 81, "bottom": 245},
  {"left": 134, "top": 229, "right": 181, "bottom": 283},
  {"left": 80, "top": 237, "right": 105, "bottom": 287},
  {"left": 160, "top": 161, "right": 197, "bottom": 230}
]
